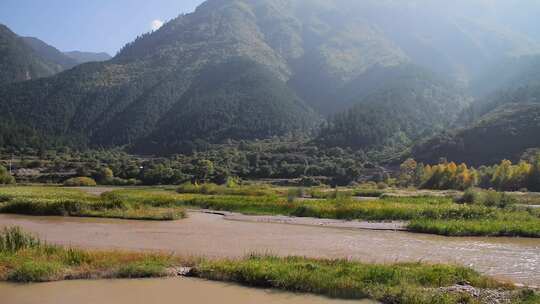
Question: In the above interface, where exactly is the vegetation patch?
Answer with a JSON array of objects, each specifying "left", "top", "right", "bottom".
[
  {"left": 0, "top": 227, "right": 187, "bottom": 282},
  {"left": 108, "top": 188, "right": 540, "bottom": 237},
  {"left": 196, "top": 255, "right": 534, "bottom": 304},
  {"left": 0, "top": 187, "right": 185, "bottom": 221},
  {"left": 63, "top": 177, "right": 97, "bottom": 187}
]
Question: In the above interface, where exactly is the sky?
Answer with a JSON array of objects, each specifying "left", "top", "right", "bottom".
[{"left": 0, "top": 0, "right": 204, "bottom": 55}]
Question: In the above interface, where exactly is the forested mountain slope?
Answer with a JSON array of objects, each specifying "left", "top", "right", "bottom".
[
  {"left": 1, "top": 0, "right": 539, "bottom": 154},
  {"left": 413, "top": 55, "right": 540, "bottom": 165},
  {"left": 316, "top": 65, "right": 470, "bottom": 154},
  {"left": 0, "top": 24, "right": 63, "bottom": 85},
  {"left": 21, "top": 37, "right": 80, "bottom": 71},
  {"left": 413, "top": 103, "right": 540, "bottom": 166}
]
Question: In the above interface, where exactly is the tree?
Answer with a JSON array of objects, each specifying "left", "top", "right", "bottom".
[
  {"left": 95, "top": 167, "right": 114, "bottom": 184},
  {"left": 0, "top": 165, "right": 15, "bottom": 184},
  {"left": 194, "top": 160, "right": 214, "bottom": 183},
  {"left": 398, "top": 158, "right": 417, "bottom": 187},
  {"left": 529, "top": 156, "right": 540, "bottom": 192}
]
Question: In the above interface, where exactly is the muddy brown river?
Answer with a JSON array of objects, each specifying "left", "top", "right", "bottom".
[
  {"left": 0, "top": 212, "right": 539, "bottom": 286},
  {"left": 0, "top": 278, "right": 373, "bottom": 304}
]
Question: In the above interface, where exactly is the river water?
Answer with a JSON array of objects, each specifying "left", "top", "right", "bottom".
[
  {"left": 0, "top": 278, "right": 373, "bottom": 304},
  {"left": 0, "top": 212, "right": 538, "bottom": 286}
]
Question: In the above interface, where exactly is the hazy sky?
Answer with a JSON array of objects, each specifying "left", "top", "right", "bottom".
[{"left": 0, "top": 0, "right": 204, "bottom": 55}]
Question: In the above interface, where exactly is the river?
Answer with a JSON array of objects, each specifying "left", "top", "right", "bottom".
[
  {"left": 0, "top": 277, "right": 374, "bottom": 304},
  {"left": 0, "top": 212, "right": 538, "bottom": 286}
]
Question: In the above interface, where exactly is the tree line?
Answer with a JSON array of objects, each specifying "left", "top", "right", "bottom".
[{"left": 398, "top": 156, "right": 540, "bottom": 191}]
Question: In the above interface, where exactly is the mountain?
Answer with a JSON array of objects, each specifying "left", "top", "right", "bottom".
[
  {"left": 1, "top": 0, "right": 539, "bottom": 154},
  {"left": 413, "top": 55, "right": 540, "bottom": 165},
  {"left": 22, "top": 37, "right": 112, "bottom": 70},
  {"left": 0, "top": 24, "right": 63, "bottom": 85},
  {"left": 21, "top": 37, "right": 79, "bottom": 70},
  {"left": 316, "top": 65, "right": 471, "bottom": 155},
  {"left": 412, "top": 103, "right": 540, "bottom": 166},
  {"left": 64, "top": 51, "right": 112, "bottom": 64}
]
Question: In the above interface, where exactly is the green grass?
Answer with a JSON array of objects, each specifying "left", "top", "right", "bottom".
[
  {"left": 196, "top": 255, "right": 534, "bottom": 304},
  {"left": 102, "top": 188, "right": 540, "bottom": 237},
  {"left": 2, "top": 186, "right": 539, "bottom": 237},
  {"left": 0, "top": 227, "right": 187, "bottom": 282},
  {"left": 177, "top": 183, "right": 275, "bottom": 196},
  {"left": 0, "top": 187, "right": 185, "bottom": 221}
]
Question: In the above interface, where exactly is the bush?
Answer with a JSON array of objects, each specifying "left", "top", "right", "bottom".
[
  {"left": 8, "top": 261, "right": 62, "bottom": 282},
  {"left": 377, "top": 182, "right": 388, "bottom": 190},
  {"left": 458, "top": 188, "right": 516, "bottom": 209},
  {"left": 63, "top": 177, "right": 97, "bottom": 187},
  {"left": 287, "top": 188, "right": 305, "bottom": 203},
  {"left": 0, "top": 166, "right": 15, "bottom": 185}
]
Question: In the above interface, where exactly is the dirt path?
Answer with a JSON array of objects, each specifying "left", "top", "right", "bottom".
[{"left": 1, "top": 212, "right": 538, "bottom": 287}]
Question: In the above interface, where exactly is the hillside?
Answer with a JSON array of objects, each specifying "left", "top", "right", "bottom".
[
  {"left": 316, "top": 65, "right": 470, "bottom": 155},
  {"left": 413, "top": 103, "right": 540, "bottom": 166},
  {"left": 1, "top": 0, "right": 539, "bottom": 154},
  {"left": 21, "top": 37, "right": 79, "bottom": 71},
  {"left": 413, "top": 55, "right": 540, "bottom": 166},
  {"left": 0, "top": 24, "right": 63, "bottom": 85}
]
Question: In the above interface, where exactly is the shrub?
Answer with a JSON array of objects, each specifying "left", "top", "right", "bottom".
[
  {"left": 8, "top": 261, "right": 62, "bottom": 282},
  {"left": 458, "top": 188, "right": 482, "bottom": 204},
  {"left": 0, "top": 166, "right": 15, "bottom": 185},
  {"left": 287, "top": 188, "right": 304, "bottom": 203},
  {"left": 63, "top": 177, "right": 97, "bottom": 187},
  {"left": 458, "top": 188, "right": 516, "bottom": 209}
]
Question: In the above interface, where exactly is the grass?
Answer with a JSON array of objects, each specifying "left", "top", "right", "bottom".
[
  {"left": 2, "top": 186, "right": 539, "bottom": 237},
  {"left": 0, "top": 227, "right": 187, "bottom": 282},
  {"left": 177, "top": 183, "right": 275, "bottom": 196},
  {"left": 0, "top": 187, "right": 185, "bottom": 221},
  {"left": 1, "top": 228, "right": 537, "bottom": 303},
  {"left": 196, "top": 255, "right": 536, "bottom": 304},
  {"left": 99, "top": 188, "right": 540, "bottom": 237}
]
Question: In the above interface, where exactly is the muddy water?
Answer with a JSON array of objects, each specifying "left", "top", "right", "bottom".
[
  {"left": 0, "top": 278, "right": 372, "bottom": 304},
  {"left": 0, "top": 213, "right": 539, "bottom": 286}
]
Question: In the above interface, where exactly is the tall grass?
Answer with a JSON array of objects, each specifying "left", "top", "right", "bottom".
[
  {"left": 177, "top": 183, "right": 275, "bottom": 196},
  {"left": 196, "top": 255, "right": 522, "bottom": 304},
  {"left": 0, "top": 227, "right": 41, "bottom": 253},
  {"left": 0, "top": 227, "right": 184, "bottom": 282},
  {"left": 0, "top": 187, "right": 185, "bottom": 221},
  {"left": 103, "top": 188, "right": 540, "bottom": 237}
]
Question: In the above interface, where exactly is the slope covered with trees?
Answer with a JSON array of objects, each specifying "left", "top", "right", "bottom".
[
  {"left": 1, "top": 0, "right": 539, "bottom": 155},
  {"left": 413, "top": 103, "right": 540, "bottom": 166},
  {"left": 21, "top": 37, "right": 79, "bottom": 71},
  {"left": 316, "top": 65, "right": 470, "bottom": 157},
  {"left": 0, "top": 24, "right": 63, "bottom": 85},
  {"left": 413, "top": 55, "right": 540, "bottom": 166}
]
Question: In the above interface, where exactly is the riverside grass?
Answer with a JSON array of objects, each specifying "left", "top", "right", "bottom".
[
  {"left": 1, "top": 228, "right": 537, "bottom": 304},
  {"left": 197, "top": 255, "right": 540, "bottom": 304},
  {"left": 0, "top": 227, "right": 188, "bottom": 282},
  {"left": 0, "top": 186, "right": 185, "bottom": 221},
  {"left": 1, "top": 186, "right": 539, "bottom": 237},
  {"left": 105, "top": 188, "right": 540, "bottom": 237}
]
